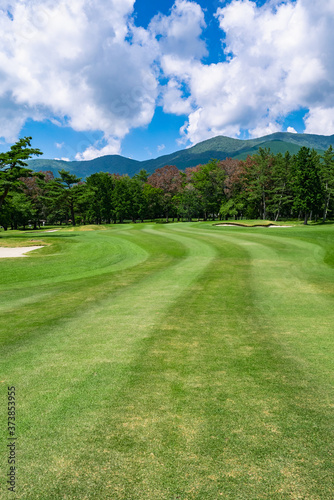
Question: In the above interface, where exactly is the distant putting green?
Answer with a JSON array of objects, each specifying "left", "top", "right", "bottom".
[{"left": 1, "top": 222, "right": 333, "bottom": 499}]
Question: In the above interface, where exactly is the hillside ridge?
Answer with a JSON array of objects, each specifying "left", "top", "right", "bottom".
[{"left": 27, "top": 132, "right": 334, "bottom": 178}]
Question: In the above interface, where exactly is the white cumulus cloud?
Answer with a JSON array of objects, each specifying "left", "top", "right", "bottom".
[
  {"left": 75, "top": 139, "right": 122, "bottom": 161},
  {"left": 158, "top": 0, "right": 334, "bottom": 144},
  {"left": 0, "top": 0, "right": 159, "bottom": 157},
  {"left": 304, "top": 107, "right": 334, "bottom": 136},
  {"left": 149, "top": 0, "right": 207, "bottom": 61},
  {"left": 1, "top": 0, "right": 334, "bottom": 158},
  {"left": 54, "top": 157, "right": 70, "bottom": 161}
]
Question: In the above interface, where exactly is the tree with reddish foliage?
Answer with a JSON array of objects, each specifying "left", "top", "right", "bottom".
[
  {"left": 20, "top": 171, "right": 54, "bottom": 228},
  {"left": 184, "top": 165, "right": 202, "bottom": 183},
  {"left": 217, "top": 158, "right": 246, "bottom": 219},
  {"left": 147, "top": 165, "right": 183, "bottom": 221},
  {"left": 219, "top": 158, "right": 243, "bottom": 197}
]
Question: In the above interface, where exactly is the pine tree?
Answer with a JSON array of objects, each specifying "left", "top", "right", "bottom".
[
  {"left": 320, "top": 146, "right": 334, "bottom": 222},
  {"left": 0, "top": 137, "right": 42, "bottom": 211},
  {"left": 292, "top": 147, "right": 323, "bottom": 224}
]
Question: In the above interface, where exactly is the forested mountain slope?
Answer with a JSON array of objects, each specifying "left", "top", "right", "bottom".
[{"left": 27, "top": 132, "right": 334, "bottom": 178}]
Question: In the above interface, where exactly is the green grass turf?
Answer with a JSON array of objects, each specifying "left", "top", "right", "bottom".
[{"left": 0, "top": 223, "right": 333, "bottom": 499}]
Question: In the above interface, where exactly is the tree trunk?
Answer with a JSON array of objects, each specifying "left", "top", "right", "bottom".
[
  {"left": 323, "top": 193, "right": 330, "bottom": 222},
  {"left": 304, "top": 213, "right": 308, "bottom": 225},
  {"left": 262, "top": 190, "right": 266, "bottom": 220},
  {"left": 70, "top": 204, "right": 76, "bottom": 226},
  {"left": 275, "top": 183, "right": 285, "bottom": 221},
  {"left": 0, "top": 186, "right": 10, "bottom": 210}
]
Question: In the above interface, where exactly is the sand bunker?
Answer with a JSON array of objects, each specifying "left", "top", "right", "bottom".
[
  {"left": 217, "top": 223, "right": 293, "bottom": 228},
  {"left": 0, "top": 246, "right": 44, "bottom": 258}
]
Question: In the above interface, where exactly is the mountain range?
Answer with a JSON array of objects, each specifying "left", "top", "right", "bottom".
[{"left": 27, "top": 132, "right": 334, "bottom": 179}]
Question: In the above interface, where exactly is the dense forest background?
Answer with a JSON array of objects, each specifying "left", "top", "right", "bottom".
[{"left": 1, "top": 141, "right": 334, "bottom": 229}]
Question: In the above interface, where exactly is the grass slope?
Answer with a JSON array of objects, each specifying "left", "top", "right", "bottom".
[{"left": 0, "top": 223, "right": 333, "bottom": 499}]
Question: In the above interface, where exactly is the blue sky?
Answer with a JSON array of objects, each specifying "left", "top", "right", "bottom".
[{"left": 0, "top": 0, "right": 333, "bottom": 161}]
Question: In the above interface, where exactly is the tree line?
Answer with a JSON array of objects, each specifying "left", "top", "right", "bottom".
[{"left": 1, "top": 137, "right": 334, "bottom": 229}]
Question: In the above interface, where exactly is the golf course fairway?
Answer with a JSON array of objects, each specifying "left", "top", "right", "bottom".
[{"left": 0, "top": 222, "right": 333, "bottom": 499}]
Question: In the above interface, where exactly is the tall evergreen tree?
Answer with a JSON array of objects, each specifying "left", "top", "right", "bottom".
[
  {"left": 112, "top": 175, "right": 132, "bottom": 223},
  {"left": 86, "top": 172, "right": 115, "bottom": 224},
  {"left": 55, "top": 170, "right": 83, "bottom": 226},
  {"left": 192, "top": 160, "right": 226, "bottom": 220},
  {"left": 242, "top": 148, "right": 274, "bottom": 220},
  {"left": 292, "top": 147, "right": 323, "bottom": 224},
  {"left": 141, "top": 184, "right": 164, "bottom": 221},
  {"left": 320, "top": 146, "right": 334, "bottom": 222},
  {"left": 0, "top": 137, "right": 42, "bottom": 211},
  {"left": 269, "top": 152, "right": 293, "bottom": 221}
]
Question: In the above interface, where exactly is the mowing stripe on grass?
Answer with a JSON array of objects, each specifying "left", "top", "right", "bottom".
[
  {"left": 0, "top": 223, "right": 333, "bottom": 499},
  {"left": 1, "top": 226, "right": 219, "bottom": 499}
]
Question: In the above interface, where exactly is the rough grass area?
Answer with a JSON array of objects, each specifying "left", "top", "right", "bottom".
[
  {"left": 1, "top": 223, "right": 333, "bottom": 499},
  {"left": 0, "top": 238, "right": 47, "bottom": 248}
]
